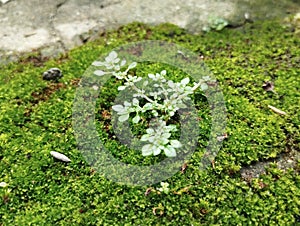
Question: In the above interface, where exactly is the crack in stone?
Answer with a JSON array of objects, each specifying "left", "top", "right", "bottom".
[
  {"left": 98, "top": 0, "right": 122, "bottom": 9},
  {"left": 56, "top": 0, "right": 67, "bottom": 9},
  {"left": 48, "top": 0, "right": 69, "bottom": 52},
  {"left": 240, "top": 149, "right": 300, "bottom": 181}
]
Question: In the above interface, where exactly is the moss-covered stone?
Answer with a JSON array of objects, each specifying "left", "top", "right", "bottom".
[{"left": 0, "top": 19, "right": 299, "bottom": 225}]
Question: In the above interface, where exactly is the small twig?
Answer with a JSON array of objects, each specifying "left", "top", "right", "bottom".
[{"left": 268, "top": 105, "right": 287, "bottom": 115}]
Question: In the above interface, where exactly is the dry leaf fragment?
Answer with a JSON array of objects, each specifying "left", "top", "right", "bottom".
[
  {"left": 50, "top": 151, "right": 71, "bottom": 162},
  {"left": 174, "top": 185, "right": 192, "bottom": 195},
  {"left": 268, "top": 105, "right": 287, "bottom": 115},
  {"left": 144, "top": 188, "right": 152, "bottom": 196},
  {"left": 217, "top": 133, "right": 228, "bottom": 142},
  {"left": 211, "top": 160, "right": 215, "bottom": 169},
  {"left": 181, "top": 162, "right": 188, "bottom": 173},
  {"left": 153, "top": 206, "right": 164, "bottom": 216}
]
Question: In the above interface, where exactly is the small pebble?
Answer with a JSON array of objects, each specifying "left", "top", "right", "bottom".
[
  {"left": 244, "top": 12, "right": 250, "bottom": 20},
  {"left": 42, "top": 68, "right": 63, "bottom": 81},
  {"left": 50, "top": 151, "right": 71, "bottom": 162},
  {"left": 262, "top": 81, "right": 274, "bottom": 92},
  {"left": 0, "top": 182, "right": 8, "bottom": 187}
]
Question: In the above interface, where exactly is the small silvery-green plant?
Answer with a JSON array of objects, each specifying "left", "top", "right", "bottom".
[
  {"left": 92, "top": 51, "right": 214, "bottom": 157},
  {"left": 156, "top": 182, "right": 170, "bottom": 194},
  {"left": 202, "top": 16, "right": 229, "bottom": 32}
]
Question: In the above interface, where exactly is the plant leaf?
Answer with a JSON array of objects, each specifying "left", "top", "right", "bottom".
[
  {"left": 132, "top": 114, "right": 140, "bottom": 124},
  {"left": 146, "top": 128, "right": 155, "bottom": 134},
  {"left": 117, "top": 86, "right": 126, "bottom": 91},
  {"left": 142, "top": 144, "right": 153, "bottom": 156},
  {"left": 107, "top": 51, "right": 118, "bottom": 62},
  {"left": 94, "top": 70, "right": 106, "bottom": 76},
  {"left": 112, "top": 105, "right": 124, "bottom": 112},
  {"left": 153, "top": 147, "right": 162, "bottom": 156},
  {"left": 148, "top": 74, "right": 155, "bottom": 79},
  {"left": 92, "top": 61, "right": 104, "bottom": 66},
  {"left": 170, "top": 140, "right": 182, "bottom": 148},
  {"left": 128, "top": 62, "right": 137, "bottom": 69},
  {"left": 141, "top": 134, "right": 151, "bottom": 141},
  {"left": 181, "top": 77, "right": 190, "bottom": 85},
  {"left": 119, "top": 114, "right": 129, "bottom": 122},
  {"left": 164, "top": 146, "right": 177, "bottom": 157},
  {"left": 201, "top": 83, "right": 208, "bottom": 91},
  {"left": 120, "top": 60, "right": 127, "bottom": 66}
]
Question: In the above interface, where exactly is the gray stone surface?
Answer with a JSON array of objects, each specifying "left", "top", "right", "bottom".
[{"left": 0, "top": 0, "right": 299, "bottom": 62}]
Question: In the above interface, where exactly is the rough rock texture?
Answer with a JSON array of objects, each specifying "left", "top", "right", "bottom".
[{"left": 0, "top": 0, "right": 299, "bottom": 63}]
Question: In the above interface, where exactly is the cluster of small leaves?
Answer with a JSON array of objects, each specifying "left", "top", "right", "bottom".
[
  {"left": 156, "top": 182, "right": 170, "bottom": 194},
  {"left": 202, "top": 16, "right": 229, "bottom": 32},
  {"left": 93, "top": 51, "right": 212, "bottom": 157}
]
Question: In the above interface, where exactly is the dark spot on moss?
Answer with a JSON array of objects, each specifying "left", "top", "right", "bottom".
[
  {"left": 19, "top": 53, "right": 49, "bottom": 67},
  {"left": 31, "top": 83, "right": 65, "bottom": 103}
]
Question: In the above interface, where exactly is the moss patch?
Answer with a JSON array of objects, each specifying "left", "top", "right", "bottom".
[{"left": 0, "top": 20, "right": 299, "bottom": 225}]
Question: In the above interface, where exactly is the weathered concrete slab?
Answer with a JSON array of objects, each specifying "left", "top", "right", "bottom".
[{"left": 0, "top": 0, "right": 299, "bottom": 63}]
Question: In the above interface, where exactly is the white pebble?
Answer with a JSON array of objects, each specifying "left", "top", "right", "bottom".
[
  {"left": 244, "top": 12, "right": 250, "bottom": 20},
  {"left": 0, "top": 182, "right": 8, "bottom": 187},
  {"left": 50, "top": 151, "right": 71, "bottom": 162}
]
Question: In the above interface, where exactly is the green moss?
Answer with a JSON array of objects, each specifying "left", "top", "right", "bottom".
[{"left": 0, "top": 19, "right": 299, "bottom": 225}]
